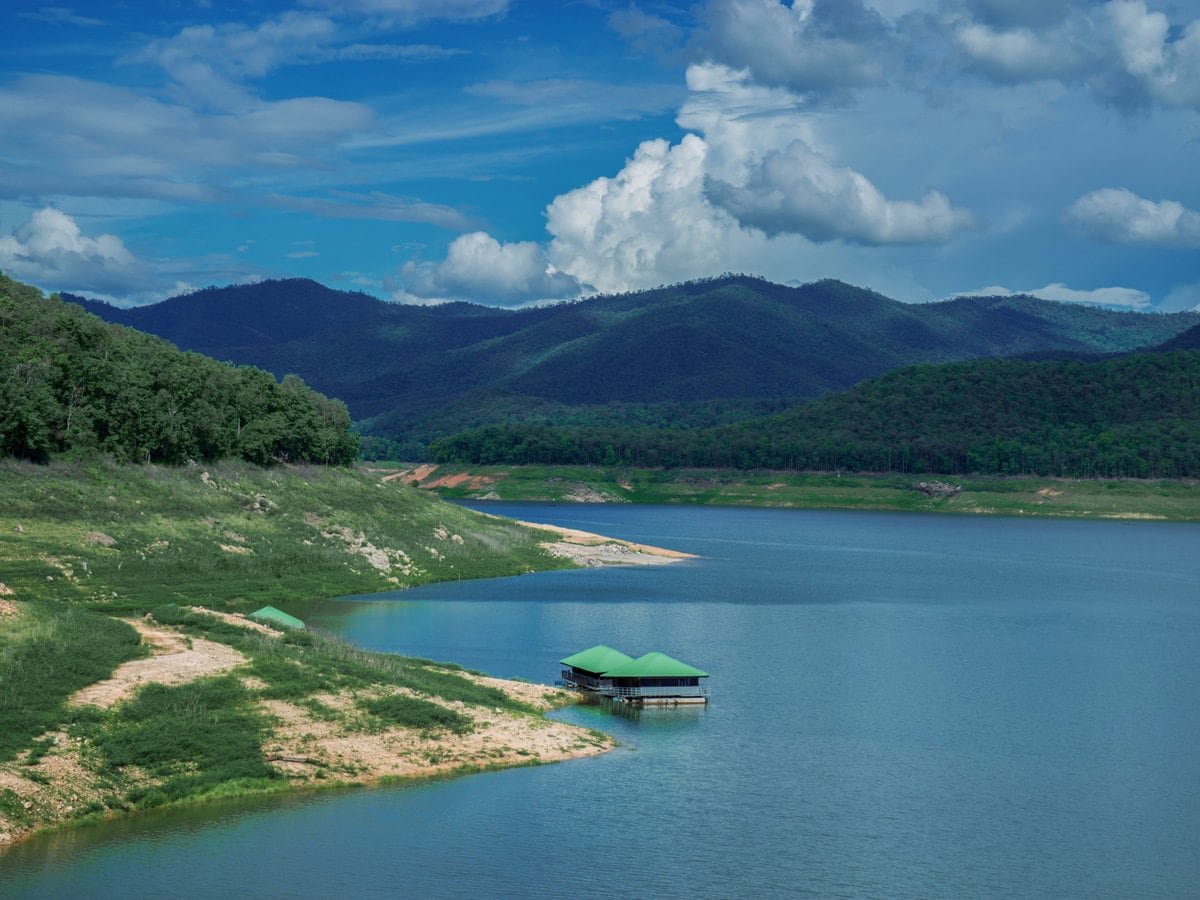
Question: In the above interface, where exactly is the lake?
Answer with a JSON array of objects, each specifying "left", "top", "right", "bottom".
[{"left": 2, "top": 504, "right": 1199, "bottom": 898}]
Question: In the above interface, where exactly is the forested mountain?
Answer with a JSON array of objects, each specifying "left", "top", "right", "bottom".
[
  {"left": 1154, "top": 323, "right": 1200, "bottom": 352},
  {"left": 70, "top": 275, "right": 1200, "bottom": 456},
  {"left": 1, "top": 275, "right": 357, "bottom": 464},
  {"left": 430, "top": 351, "right": 1200, "bottom": 479}
]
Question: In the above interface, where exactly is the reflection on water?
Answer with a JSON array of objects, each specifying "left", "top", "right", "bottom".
[{"left": 3, "top": 505, "right": 1199, "bottom": 899}]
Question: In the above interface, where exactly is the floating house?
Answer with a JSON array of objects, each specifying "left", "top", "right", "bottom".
[{"left": 560, "top": 645, "right": 709, "bottom": 705}]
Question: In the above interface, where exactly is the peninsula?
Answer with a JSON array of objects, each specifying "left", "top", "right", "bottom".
[{"left": 0, "top": 460, "right": 685, "bottom": 848}]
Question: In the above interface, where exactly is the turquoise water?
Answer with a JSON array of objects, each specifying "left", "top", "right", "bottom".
[{"left": 3, "top": 505, "right": 1199, "bottom": 898}]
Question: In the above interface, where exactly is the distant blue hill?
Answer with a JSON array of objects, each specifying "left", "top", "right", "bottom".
[{"left": 65, "top": 275, "right": 1200, "bottom": 456}]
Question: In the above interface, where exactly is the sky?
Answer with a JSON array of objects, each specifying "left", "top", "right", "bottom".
[{"left": 2, "top": 1, "right": 1199, "bottom": 311}]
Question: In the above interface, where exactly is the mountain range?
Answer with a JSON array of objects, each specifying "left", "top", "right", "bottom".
[{"left": 68, "top": 275, "right": 1200, "bottom": 456}]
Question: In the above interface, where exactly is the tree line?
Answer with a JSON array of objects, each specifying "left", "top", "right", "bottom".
[
  {"left": 430, "top": 352, "right": 1200, "bottom": 479},
  {"left": 1, "top": 275, "right": 358, "bottom": 465}
]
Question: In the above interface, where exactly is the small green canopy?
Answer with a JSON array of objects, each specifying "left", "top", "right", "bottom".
[
  {"left": 601, "top": 652, "right": 708, "bottom": 679},
  {"left": 560, "top": 645, "right": 635, "bottom": 674},
  {"left": 250, "top": 605, "right": 305, "bottom": 630}
]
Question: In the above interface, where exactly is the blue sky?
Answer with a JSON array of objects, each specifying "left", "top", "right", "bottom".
[{"left": 2, "top": 1, "right": 1199, "bottom": 310}]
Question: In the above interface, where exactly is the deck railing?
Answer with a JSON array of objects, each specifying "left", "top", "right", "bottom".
[
  {"left": 605, "top": 684, "right": 709, "bottom": 699},
  {"left": 564, "top": 671, "right": 710, "bottom": 700}
]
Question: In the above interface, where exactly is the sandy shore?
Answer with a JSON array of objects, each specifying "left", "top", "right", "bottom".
[{"left": 516, "top": 519, "right": 697, "bottom": 567}]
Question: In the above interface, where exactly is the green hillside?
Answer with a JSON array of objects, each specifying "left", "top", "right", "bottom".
[
  {"left": 68, "top": 275, "right": 1200, "bottom": 457},
  {"left": 431, "top": 351, "right": 1200, "bottom": 479},
  {"left": 2, "top": 275, "right": 357, "bottom": 465}
]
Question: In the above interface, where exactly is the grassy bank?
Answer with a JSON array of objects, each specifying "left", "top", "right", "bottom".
[
  {"left": 0, "top": 458, "right": 575, "bottom": 613},
  {"left": 0, "top": 603, "right": 610, "bottom": 846},
  {"left": 0, "top": 458, "right": 611, "bottom": 846},
  {"left": 386, "top": 463, "right": 1200, "bottom": 521}
]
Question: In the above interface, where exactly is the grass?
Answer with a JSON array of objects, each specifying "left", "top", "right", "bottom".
[
  {"left": 359, "top": 694, "right": 473, "bottom": 735},
  {"left": 80, "top": 675, "right": 279, "bottom": 809},
  {"left": 0, "top": 457, "right": 575, "bottom": 612},
  {"left": 147, "top": 605, "right": 536, "bottom": 714},
  {"left": 0, "top": 457, "right": 608, "bottom": 842},
  {"left": 395, "top": 463, "right": 1200, "bottom": 520},
  {"left": 0, "top": 601, "right": 143, "bottom": 761}
]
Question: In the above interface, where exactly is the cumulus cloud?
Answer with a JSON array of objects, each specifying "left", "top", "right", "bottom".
[
  {"left": 400, "top": 232, "right": 583, "bottom": 306},
  {"left": 401, "top": 61, "right": 973, "bottom": 300},
  {"left": 1064, "top": 188, "right": 1200, "bottom": 247},
  {"left": 1098, "top": 0, "right": 1200, "bottom": 110},
  {"left": 952, "top": 0, "right": 1200, "bottom": 112},
  {"left": 955, "top": 22, "right": 1089, "bottom": 81},
  {"left": 701, "top": 0, "right": 893, "bottom": 99},
  {"left": 0, "top": 208, "right": 150, "bottom": 295},
  {"left": 545, "top": 135, "right": 749, "bottom": 294},
  {"left": 707, "top": 141, "right": 974, "bottom": 244}
]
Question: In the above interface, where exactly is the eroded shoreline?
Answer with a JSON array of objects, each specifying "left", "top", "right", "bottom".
[{"left": 0, "top": 604, "right": 615, "bottom": 849}]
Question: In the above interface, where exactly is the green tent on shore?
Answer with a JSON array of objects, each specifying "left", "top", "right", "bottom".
[{"left": 250, "top": 605, "right": 305, "bottom": 630}]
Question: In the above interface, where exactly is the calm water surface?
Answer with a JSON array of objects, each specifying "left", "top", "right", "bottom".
[{"left": 2, "top": 505, "right": 1198, "bottom": 898}]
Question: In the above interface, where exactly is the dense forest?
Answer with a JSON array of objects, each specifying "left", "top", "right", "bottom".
[
  {"left": 430, "top": 353, "right": 1200, "bottom": 479},
  {"left": 0, "top": 275, "right": 358, "bottom": 465},
  {"left": 72, "top": 275, "right": 1200, "bottom": 457}
]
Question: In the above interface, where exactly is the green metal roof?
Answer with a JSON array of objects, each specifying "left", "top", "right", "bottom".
[
  {"left": 560, "top": 645, "right": 635, "bottom": 673},
  {"left": 601, "top": 652, "right": 709, "bottom": 679},
  {"left": 250, "top": 605, "right": 305, "bottom": 630}
]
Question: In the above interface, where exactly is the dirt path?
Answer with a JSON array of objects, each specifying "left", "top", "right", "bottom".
[
  {"left": 4, "top": 608, "right": 612, "bottom": 849},
  {"left": 70, "top": 617, "right": 247, "bottom": 708}
]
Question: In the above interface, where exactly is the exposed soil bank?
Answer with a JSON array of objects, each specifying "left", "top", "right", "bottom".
[{"left": 0, "top": 608, "right": 612, "bottom": 849}]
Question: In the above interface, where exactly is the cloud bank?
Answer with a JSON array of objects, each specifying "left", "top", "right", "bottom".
[
  {"left": 403, "top": 63, "right": 977, "bottom": 302},
  {"left": 0, "top": 208, "right": 149, "bottom": 296},
  {"left": 1064, "top": 188, "right": 1200, "bottom": 248},
  {"left": 399, "top": 232, "right": 582, "bottom": 306}
]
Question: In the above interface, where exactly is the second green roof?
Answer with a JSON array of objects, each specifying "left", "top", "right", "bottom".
[{"left": 600, "top": 652, "right": 709, "bottom": 679}]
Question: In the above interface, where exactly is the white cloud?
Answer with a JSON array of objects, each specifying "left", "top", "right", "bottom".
[
  {"left": 701, "top": 0, "right": 892, "bottom": 98},
  {"left": 400, "top": 232, "right": 582, "bottom": 306},
  {"left": 403, "top": 62, "right": 973, "bottom": 300},
  {"left": 0, "top": 207, "right": 150, "bottom": 295},
  {"left": 954, "top": 281, "right": 1152, "bottom": 308},
  {"left": 1030, "top": 282, "right": 1151, "bottom": 308},
  {"left": 707, "top": 140, "right": 975, "bottom": 244},
  {"left": 139, "top": 13, "right": 338, "bottom": 83},
  {"left": 955, "top": 23, "right": 1088, "bottom": 81},
  {"left": 1100, "top": 0, "right": 1200, "bottom": 110},
  {"left": 952, "top": 0, "right": 1200, "bottom": 112},
  {"left": 545, "top": 134, "right": 748, "bottom": 293},
  {"left": 1064, "top": 188, "right": 1200, "bottom": 247},
  {"left": 0, "top": 74, "right": 373, "bottom": 203}
]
